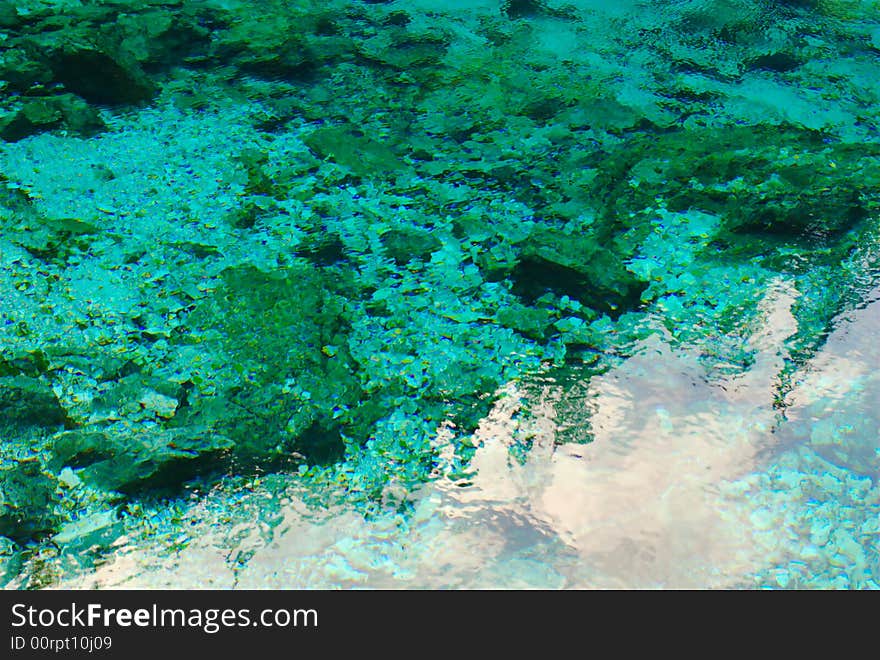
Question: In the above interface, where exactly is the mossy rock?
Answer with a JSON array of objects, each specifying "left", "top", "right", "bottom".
[
  {"left": 513, "top": 226, "right": 647, "bottom": 316},
  {"left": 0, "top": 1, "right": 20, "bottom": 29},
  {"left": 45, "top": 38, "right": 158, "bottom": 106},
  {"left": 303, "top": 124, "right": 406, "bottom": 178},
  {"left": 0, "top": 460, "right": 61, "bottom": 543},
  {"left": 495, "top": 302, "right": 553, "bottom": 340},
  {"left": 357, "top": 28, "right": 450, "bottom": 70},
  {"left": 178, "top": 263, "right": 366, "bottom": 466},
  {"left": 0, "top": 376, "right": 69, "bottom": 428},
  {"left": 50, "top": 427, "right": 233, "bottom": 494},
  {"left": 115, "top": 7, "right": 213, "bottom": 67},
  {"left": 0, "top": 45, "right": 53, "bottom": 92},
  {"left": 0, "top": 350, "right": 51, "bottom": 379},
  {"left": 381, "top": 227, "right": 442, "bottom": 265},
  {"left": 0, "top": 535, "right": 23, "bottom": 588},
  {"left": 0, "top": 93, "right": 106, "bottom": 142},
  {"left": 87, "top": 373, "right": 182, "bottom": 422},
  {"left": 597, "top": 125, "right": 880, "bottom": 248},
  {"left": 5, "top": 210, "right": 101, "bottom": 262}
]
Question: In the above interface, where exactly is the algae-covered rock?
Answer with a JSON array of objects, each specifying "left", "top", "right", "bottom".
[
  {"left": 86, "top": 372, "right": 183, "bottom": 423},
  {"left": 0, "top": 1, "right": 20, "bottom": 30},
  {"left": 5, "top": 210, "right": 101, "bottom": 262},
  {"left": 605, "top": 127, "right": 880, "bottom": 243},
  {"left": 0, "top": 459, "right": 61, "bottom": 543},
  {"left": 513, "top": 226, "right": 647, "bottom": 317},
  {"left": 178, "top": 263, "right": 363, "bottom": 465},
  {"left": 0, "top": 45, "right": 54, "bottom": 92},
  {"left": 209, "top": 3, "right": 352, "bottom": 81},
  {"left": 357, "top": 26, "right": 450, "bottom": 70},
  {"left": 53, "top": 93, "right": 107, "bottom": 136},
  {"left": 0, "top": 535, "right": 23, "bottom": 588},
  {"left": 381, "top": 227, "right": 442, "bottom": 265},
  {"left": 0, "top": 0, "right": 219, "bottom": 138},
  {"left": 0, "top": 350, "right": 50, "bottom": 379},
  {"left": 47, "top": 41, "right": 158, "bottom": 106},
  {"left": 303, "top": 124, "right": 406, "bottom": 178},
  {"left": 0, "top": 94, "right": 106, "bottom": 142},
  {"left": 51, "top": 427, "right": 233, "bottom": 494},
  {"left": 115, "top": 7, "right": 212, "bottom": 68},
  {"left": 0, "top": 106, "right": 56, "bottom": 143},
  {"left": 0, "top": 376, "right": 69, "bottom": 428}
]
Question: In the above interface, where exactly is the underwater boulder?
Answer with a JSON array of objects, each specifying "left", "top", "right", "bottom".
[
  {"left": 176, "top": 262, "right": 364, "bottom": 468},
  {"left": 114, "top": 7, "right": 213, "bottom": 68},
  {"left": 51, "top": 426, "right": 233, "bottom": 494},
  {"left": 0, "top": 459, "right": 61, "bottom": 543},
  {"left": 513, "top": 226, "right": 647, "bottom": 316},
  {"left": 380, "top": 227, "right": 442, "bottom": 265},
  {"left": 303, "top": 124, "right": 406, "bottom": 178},
  {"left": 50, "top": 45, "right": 157, "bottom": 106},
  {"left": 5, "top": 212, "right": 100, "bottom": 264},
  {"left": 51, "top": 510, "right": 123, "bottom": 553},
  {"left": 0, "top": 349, "right": 50, "bottom": 379},
  {"left": 808, "top": 414, "right": 880, "bottom": 479},
  {"left": 0, "top": 535, "right": 23, "bottom": 588},
  {"left": 0, "top": 94, "right": 105, "bottom": 142},
  {"left": 0, "top": 44, "right": 53, "bottom": 93},
  {"left": 0, "top": 376, "right": 69, "bottom": 428},
  {"left": 0, "top": 1, "right": 20, "bottom": 29}
]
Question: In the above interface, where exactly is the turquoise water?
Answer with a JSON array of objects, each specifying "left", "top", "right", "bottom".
[
  {"left": 1, "top": 0, "right": 879, "bottom": 588},
  {"left": 45, "top": 287, "right": 880, "bottom": 589}
]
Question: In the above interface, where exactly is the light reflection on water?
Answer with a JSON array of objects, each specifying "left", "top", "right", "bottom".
[{"left": 63, "top": 285, "right": 880, "bottom": 589}]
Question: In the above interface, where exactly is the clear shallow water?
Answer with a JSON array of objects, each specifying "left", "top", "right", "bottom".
[
  {"left": 55, "top": 284, "right": 880, "bottom": 589},
  {"left": 2, "top": 0, "right": 880, "bottom": 589}
]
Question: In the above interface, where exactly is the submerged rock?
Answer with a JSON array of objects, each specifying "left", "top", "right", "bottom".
[
  {"left": 809, "top": 416, "right": 880, "bottom": 478},
  {"left": 46, "top": 41, "right": 158, "bottom": 106},
  {"left": 513, "top": 226, "right": 647, "bottom": 317},
  {"left": 0, "top": 1, "right": 20, "bottom": 30},
  {"left": 0, "top": 376, "right": 68, "bottom": 428},
  {"left": 0, "top": 535, "right": 23, "bottom": 588},
  {"left": 4, "top": 210, "right": 102, "bottom": 263},
  {"left": 52, "top": 510, "right": 123, "bottom": 552},
  {"left": 381, "top": 226, "right": 442, "bottom": 265},
  {"left": 0, "top": 459, "right": 61, "bottom": 543},
  {"left": 178, "top": 263, "right": 363, "bottom": 466},
  {"left": 50, "top": 427, "right": 233, "bottom": 494},
  {"left": 303, "top": 124, "right": 407, "bottom": 178},
  {"left": 0, "top": 94, "right": 105, "bottom": 142}
]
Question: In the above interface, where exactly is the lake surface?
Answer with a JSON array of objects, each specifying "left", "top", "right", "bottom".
[{"left": 2, "top": 0, "right": 879, "bottom": 590}]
